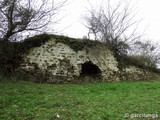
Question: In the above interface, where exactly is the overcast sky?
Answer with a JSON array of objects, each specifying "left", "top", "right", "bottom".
[{"left": 53, "top": 0, "right": 160, "bottom": 42}]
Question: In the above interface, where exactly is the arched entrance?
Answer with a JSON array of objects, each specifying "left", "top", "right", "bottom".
[{"left": 80, "top": 61, "right": 101, "bottom": 78}]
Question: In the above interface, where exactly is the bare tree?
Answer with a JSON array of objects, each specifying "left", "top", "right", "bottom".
[
  {"left": 0, "top": 0, "right": 67, "bottom": 41},
  {"left": 131, "top": 40, "right": 160, "bottom": 67},
  {"left": 83, "top": 0, "right": 143, "bottom": 56}
]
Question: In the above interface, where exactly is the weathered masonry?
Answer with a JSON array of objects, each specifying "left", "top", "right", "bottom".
[
  {"left": 20, "top": 36, "right": 120, "bottom": 83},
  {"left": 20, "top": 34, "right": 154, "bottom": 83}
]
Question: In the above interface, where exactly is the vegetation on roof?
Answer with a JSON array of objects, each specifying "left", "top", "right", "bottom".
[
  {"left": 0, "top": 33, "right": 159, "bottom": 76},
  {"left": 22, "top": 33, "right": 104, "bottom": 52},
  {"left": 0, "top": 33, "right": 104, "bottom": 74}
]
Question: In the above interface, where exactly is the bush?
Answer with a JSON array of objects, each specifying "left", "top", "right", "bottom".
[
  {"left": 118, "top": 54, "right": 160, "bottom": 73},
  {"left": 0, "top": 34, "right": 50, "bottom": 75},
  {"left": 0, "top": 41, "right": 21, "bottom": 73},
  {"left": 50, "top": 34, "right": 102, "bottom": 52}
]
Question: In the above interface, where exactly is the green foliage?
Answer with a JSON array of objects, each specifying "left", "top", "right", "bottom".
[
  {"left": 18, "top": 33, "right": 102, "bottom": 53},
  {"left": 0, "top": 41, "right": 21, "bottom": 73},
  {"left": 132, "top": 40, "right": 160, "bottom": 69},
  {"left": 118, "top": 54, "right": 160, "bottom": 73},
  {"left": 21, "top": 34, "right": 51, "bottom": 51},
  {"left": 107, "top": 39, "right": 130, "bottom": 57},
  {"left": 0, "top": 34, "right": 51, "bottom": 73},
  {"left": 50, "top": 34, "right": 102, "bottom": 52},
  {"left": 0, "top": 80, "right": 160, "bottom": 119},
  {"left": 115, "top": 40, "right": 160, "bottom": 73}
]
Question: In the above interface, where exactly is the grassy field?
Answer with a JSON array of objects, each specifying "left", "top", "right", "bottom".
[{"left": 0, "top": 80, "right": 160, "bottom": 120}]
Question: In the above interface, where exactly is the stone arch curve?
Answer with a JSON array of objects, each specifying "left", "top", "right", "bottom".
[{"left": 80, "top": 61, "right": 101, "bottom": 77}]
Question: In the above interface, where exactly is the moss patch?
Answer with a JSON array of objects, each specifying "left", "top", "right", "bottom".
[{"left": 21, "top": 34, "right": 104, "bottom": 52}]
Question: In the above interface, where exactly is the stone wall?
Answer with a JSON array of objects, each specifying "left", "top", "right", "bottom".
[
  {"left": 20, "top": 38, "right": 119, "bottom": 83},
  {"left": 121, "top": 66, "right": 153, "bottom": 81},
  {"left": 20, "top": 35, "right": 157, "bottom": 83}
]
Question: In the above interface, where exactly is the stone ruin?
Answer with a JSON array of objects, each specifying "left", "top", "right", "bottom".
[
  {"left": 20, "top": 35, "right": 154, "bottom": 83},
  {"left": 20, "top": 37, "right": 120, "bottom": 83}
]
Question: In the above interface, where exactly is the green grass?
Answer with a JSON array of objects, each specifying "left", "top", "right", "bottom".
[{"left": 0, "top": 80, "right": 160, "bottom": 120}]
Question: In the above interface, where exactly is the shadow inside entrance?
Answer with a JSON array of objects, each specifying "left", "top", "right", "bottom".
[{"left": 79, "top": 61, "right": 102, "bottom": 82}]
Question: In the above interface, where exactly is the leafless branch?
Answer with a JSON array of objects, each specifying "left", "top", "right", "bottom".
[
  {"left": 83, "top": 0, "right": 145, "bottom": 56},
  {"left": 0, "top": 0, "right": 67, "bottom": 41}
]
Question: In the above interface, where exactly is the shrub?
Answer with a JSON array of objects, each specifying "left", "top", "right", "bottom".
[
  {"left": 118, "top": 54, "right": 160, "bottom": 73},
  {"left": 0, "top": 34, "right": 51, "bottom": 75}
]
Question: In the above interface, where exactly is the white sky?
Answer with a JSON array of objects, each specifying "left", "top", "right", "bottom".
[{"left": 53, "top": 0, "right": 160, "bottom": 42}]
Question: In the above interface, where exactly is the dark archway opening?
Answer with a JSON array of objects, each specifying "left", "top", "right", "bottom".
[{"left": 80, "top": 61, "right": 101, "bottom": 78}]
